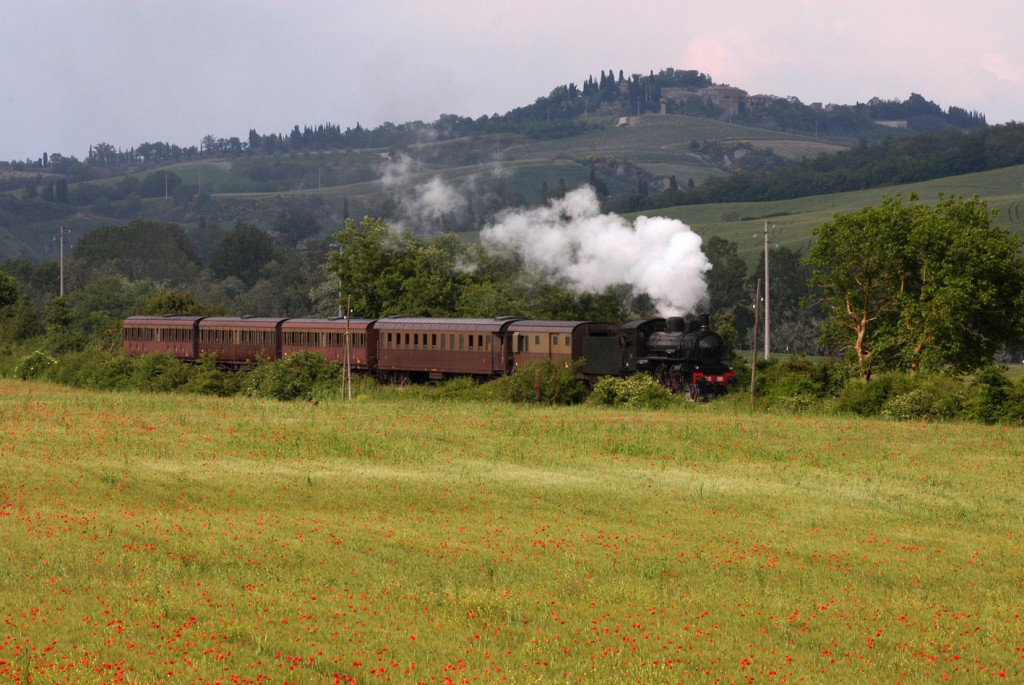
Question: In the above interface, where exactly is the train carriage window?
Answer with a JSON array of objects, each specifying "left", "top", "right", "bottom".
[
  {"left": 431, "top": 333, "right": 437, "bottom": 349},
  {"left": 552, "top": 336, "right": 558, "bottom": 347},
  {"left": 565, "top": 336, "right": 571, "bottom": 347},
  {"left": 468, "top": 335, "right": 474, "bottom": 350},
  {"left": 440, "top": 334, "right": 446, "bottom": 350},
  {"left": 404, "top": 333, "right": 410, "bottom": 347},
  {"left": 386, "top": 332, "right": 392, "bottom": 348},
  {"left": 477, "top": 335, "right": 483, "bottom": 349},
  {"left": 450, "top": 334, "right": 455, "bottom": 350}
]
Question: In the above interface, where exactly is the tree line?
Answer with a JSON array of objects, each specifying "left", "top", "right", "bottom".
[
  {"left": 4, "top": 193, "right": 1022, "bottom": 377},
  {"left": 4, "top": 192, "right": 1024, "bottom": 423}
]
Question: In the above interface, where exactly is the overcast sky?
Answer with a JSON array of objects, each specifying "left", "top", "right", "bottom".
[{"left": 3, "top": 0, "right": 1023, "bottom": 162}]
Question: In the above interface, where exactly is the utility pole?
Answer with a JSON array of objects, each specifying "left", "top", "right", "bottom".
[
  {"left": 346, "top": 295, "right": 352, "bottom": 401},
  {"left": 763, "top": 221, "right": 772, "bottom": 361},
  {"left": 751, "top": 277, "right": 761, "bottom": 410},
  {"left": 58, "top": 226, "right": 69, "bottom": 297}
]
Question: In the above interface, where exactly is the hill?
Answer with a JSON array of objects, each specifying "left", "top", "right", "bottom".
[
  {"left": 638, "top": 163, "right": 1024, "bottom": 267},
  {"left": 0, "top": 68, "right": 1012, "bottom": 265}
]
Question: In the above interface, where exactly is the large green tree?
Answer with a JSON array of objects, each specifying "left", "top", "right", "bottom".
[
  {"left": 273, "top": 203, "right": 322, "bottom": 248},
  {"left": 70, "top": 219, "right": 201, "bottom": 286},
  {"left": 329, "top": 217, "right": 477, "bottom": 318},
  {"left": 807, "top": 194, "right": 1024, "bottom": 380},
  {"left": 210, "top": 221, "right": 278, "bottom": 288}
]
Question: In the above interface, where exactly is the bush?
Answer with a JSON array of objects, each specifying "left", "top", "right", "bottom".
[
  {"left": 43, "top": 347, "right": 135, "bottom": 390},
  {"left": 15, "top": 350, "right": 56, "bottom": 380},
  {"left": 833, "top": 372, "right": 915, "bottom": 416},
  {"left": 181, "top": 354, "right": 242, "bottom": 396},
  {"left": 967, "top": 367, "right": 1024, "bottom": 425},
  {"left": 589, "top": 373, "right": 672, "bottom": 408},
  {"left": 131, "top": 353, "right": 192, "bottom": 393},
  {"left": 880, "top": 375, "right": 966, "bottom": 421},
  {"left": 243, "top": 351, "right": 343, "bottom": 401},
  {"left": 505, "top": 359, "right": 588, "bottom": 405}
]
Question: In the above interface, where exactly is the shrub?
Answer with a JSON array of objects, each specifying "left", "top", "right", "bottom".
[
  {"left": 44, "top": 347, "right": 135, "bottom": 390},
  {"left": 505, "top": 359, "right": 588, "bottom": 405},
  {"left": 880, "top": 375, "right": 966, "bottom": 421},
  {"left": 243, "top": 351, "right": 343, "bottom": 401},
  {"left": 589, "top": 373, "right": 672, "bottom": 408},
  {"left": 181, "top": 355, "right": 242, "bottom": 396},
  {"left": 967, "top": 366, "right": 1024, "bottom": 425},
  {"left": 754, "top": 358, "right": 826, "bottom": 412},
  {"left": 833, "top": 372, "right": 914, "bottom": 416},
  {"left": 15, "top": 350, "right": 56, "bottom": 380},
  {"left": 131, "top": 353, "right": 192, "bottom": 393}
]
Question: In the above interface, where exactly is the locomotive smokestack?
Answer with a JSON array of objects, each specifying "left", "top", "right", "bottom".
[
  {"left": 701, "top": 314, "right": 710, "bottom": 330},
  {"left": 667, "top": 317, "right": 685, "bottom": 333}
]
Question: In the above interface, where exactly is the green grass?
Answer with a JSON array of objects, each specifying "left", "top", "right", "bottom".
[{"left": 2, "top": 379, "right": 1022, "bottom": 683}]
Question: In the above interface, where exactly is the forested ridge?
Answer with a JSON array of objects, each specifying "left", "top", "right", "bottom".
[{"left": 1, "top": 66, "right": 998, "bottom": 224}]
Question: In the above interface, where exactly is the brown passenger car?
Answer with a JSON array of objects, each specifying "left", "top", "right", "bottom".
[
  {"left": 507, "top": 320, "right": 623, "bottom": 375},
  {"left": 197, "top": 317, "right": 288, "bottom": 367},
  {"left": 280, "top": 318, "right": 378, "bottom": 370},
  {"left": 123, "top": 315, "right": 204, "bottom": 360},
  {"left": 374, "top": 317, "right": 520, "bottom": 380}
]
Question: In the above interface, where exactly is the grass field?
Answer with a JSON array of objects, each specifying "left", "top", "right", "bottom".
[{"left": 1, "top": 379, "right": 1021, "bottom": 683}]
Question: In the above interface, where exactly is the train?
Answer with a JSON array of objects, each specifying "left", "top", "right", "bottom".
[{"left": 122, "top": 314, "right": 736, "bottom": 398}]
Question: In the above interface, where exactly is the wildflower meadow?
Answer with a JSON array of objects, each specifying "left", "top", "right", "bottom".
[{"left": 1, "top": 378, "right": 1021, "bottom": 683}]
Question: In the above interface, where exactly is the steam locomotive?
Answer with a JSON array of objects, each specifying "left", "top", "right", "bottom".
[{"left": 123, "top": 314, "right": 735, "bottom": 398}]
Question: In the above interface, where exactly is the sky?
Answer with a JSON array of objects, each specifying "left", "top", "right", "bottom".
[{"left": 3, "top": 0, "right": 1023, "bottom": 163}]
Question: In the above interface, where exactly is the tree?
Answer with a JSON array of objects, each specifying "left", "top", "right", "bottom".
[
  {"left": 70, "top": 219, "right": 202, "bottom": 286},
  {"left": 0, "top": 272, "right": 19, "bottom": 310},
  {"left": 329, "top": 217, "right": 476, "bottom": 318},
  {"left": 897, "top": 195, "right": 1024, "bottom": 373},
  {"left": 136, "top": 290, "right": 204, "bottom": 316},
  {"left": 210, "top": 222, "right": 278, "bottom": 288},
  {"left": 807, "top": 194, "right": 1024, "bottom": 380},
  {"left": 703, "top": 236, "right": 748, "bottom": 316},
  {"left": 329, "top": 217, "right": 412, "bottom": 317},
  {"left": 272, "top": 203, "right": 322, "bottom": 248}
]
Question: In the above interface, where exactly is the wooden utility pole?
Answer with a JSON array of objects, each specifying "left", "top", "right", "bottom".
[
  {"left": 58, "top": 226, "right": 69, "bottom": 297},
  {"left": 345, "top": 296, "right": 352, "bottom": 401},
  {"left": 763, "top": 221, "right": 771, "bottom": 361},
  {"left": 750, "top": 278, "right": 761, "bottom": 410}
]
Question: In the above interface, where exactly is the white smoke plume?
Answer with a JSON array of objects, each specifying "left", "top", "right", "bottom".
[
  {"left": 481, "top": 186, "right": 710, "bottom": 317},
  {"left": 379, "top": 153, "right": 469, "bottom": 233}
]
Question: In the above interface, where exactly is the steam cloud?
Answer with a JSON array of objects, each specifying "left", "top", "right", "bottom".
[
  {"left": 481, "top": 186, "right": 710, "bottom": 317},
  {"left": 380, "top": 153, "right": 469, "bottom": 232}
]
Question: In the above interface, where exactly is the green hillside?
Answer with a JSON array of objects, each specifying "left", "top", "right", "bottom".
[
  {"left": 1, "top": 111, "right": 1020, "bottom": 265},
  {"left": 641, "top": 163, "right": 1024, "bottom": 266}
]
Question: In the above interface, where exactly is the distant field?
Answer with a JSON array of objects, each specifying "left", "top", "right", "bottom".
[
  {"left": 2, "top": 379, "right": 1022, "bottom": 683},
  {"left": 643, "top": 164, "right": 1024, "bottom": 266}
]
